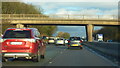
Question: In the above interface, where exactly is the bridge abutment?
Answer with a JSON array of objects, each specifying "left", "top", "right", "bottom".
[
  {"left": 16, "top": 24, "right": 24, "bottom": 28},
  {"left": 86, "top": 24, "right": 94, "bottom": 42}
]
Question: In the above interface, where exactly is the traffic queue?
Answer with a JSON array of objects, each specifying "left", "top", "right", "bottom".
[{"left": 0, "top": 28, "right": 83, "bottom": 62}]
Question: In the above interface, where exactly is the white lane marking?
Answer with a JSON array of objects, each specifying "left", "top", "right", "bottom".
[{"left": 49, "top": 62, "right": 52, "bottom": 64}]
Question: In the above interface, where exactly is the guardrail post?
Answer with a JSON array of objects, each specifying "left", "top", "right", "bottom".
[
  {"left": 16, "top": 24, "right": 24, "bottom": 28},
  {"left": 86, "top": 24, "right": 94, "bottom": 42}
]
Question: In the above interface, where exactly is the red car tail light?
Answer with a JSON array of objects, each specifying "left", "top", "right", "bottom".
[
  {"left": 24, "top": 39, "right": 36, "bottom": 43},
  {"left": 68, "top": 45, "right": 70, "bottom": 47},
  {"left": 68, "top": 40, "right": 70, "bottom": 43},
  {"left": 80, "top": 45, "right": 83, "bottom": 47},
  {"left": 80, "top": 40, "right": 82, "bottom": 43},
  {"left": 24, "top": 39, "right": 36, "bottom": 49}
]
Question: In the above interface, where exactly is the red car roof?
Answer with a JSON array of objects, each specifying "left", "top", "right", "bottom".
[{"left": 7, "top": 28, "right": 33, "bottom": 30}]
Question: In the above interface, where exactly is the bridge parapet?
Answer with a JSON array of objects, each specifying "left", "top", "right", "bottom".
[{"left": 0, "top": 14, "right": 118, "bottom": 20}]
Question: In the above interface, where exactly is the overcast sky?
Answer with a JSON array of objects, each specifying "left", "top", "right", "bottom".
[
  {"left": 21, "top": 0, "right": 119, "bottom": 2},
  {"left": 2, "top": 0, "right": 119, "bottom": 16},
  {"left": 25, "top": 2, "right": 118, "bottom": 16}
]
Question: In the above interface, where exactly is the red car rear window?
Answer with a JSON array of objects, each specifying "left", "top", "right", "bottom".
[
  {"left": 3, "top": 30, "right": 31, "bottom": 38},
  {"left": 70, "top": 37, "right": 81, "bottom": 40}
]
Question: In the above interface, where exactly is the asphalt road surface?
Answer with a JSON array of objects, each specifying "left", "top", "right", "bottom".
[{"left": 2, "top": 44, "right": 117, "bottom": 66}]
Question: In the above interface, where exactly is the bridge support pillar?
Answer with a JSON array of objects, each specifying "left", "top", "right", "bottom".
[
  {"left": 86, "top": 24, "right": 94, "bottom": 42},
  {"left": 16, "top": 24, "right": 24, "bottom": 28}
]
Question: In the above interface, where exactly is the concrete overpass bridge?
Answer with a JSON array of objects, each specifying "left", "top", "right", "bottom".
[{"left": 1, "top": 14, "right": 119, "bottom": 42}]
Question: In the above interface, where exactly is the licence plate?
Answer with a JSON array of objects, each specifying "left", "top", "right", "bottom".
[
  {"left": 49, "top": 40, "right": 54, "bottom": 42},
  {"left": 58, "top": 41, "right": 62, "bottom": 43},
  {"left": 71, "top": 44, "right": 79, "bottom": 46},
  {"left": 10, "top": 42, "right": 22, "bottom": 45}
]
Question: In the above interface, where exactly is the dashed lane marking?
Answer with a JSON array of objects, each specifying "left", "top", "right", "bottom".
[{"left": 49, "top": 62, "right": 52, "bottom": 64}]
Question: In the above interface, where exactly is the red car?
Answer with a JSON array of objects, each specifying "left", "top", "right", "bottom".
[{"left": 1, "top": 28, "right": 42, "bottom": 62}]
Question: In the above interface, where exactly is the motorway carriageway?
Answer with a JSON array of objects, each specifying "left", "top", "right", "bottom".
[{"left": 2, "top": 44, "right": 118, "bottom": 66}]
